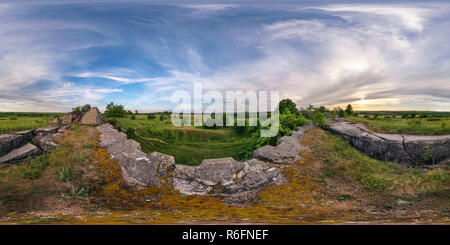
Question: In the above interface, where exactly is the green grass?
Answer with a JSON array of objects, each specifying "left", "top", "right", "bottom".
[
  {"left": 10, "top": 154, "right": 48, "bottom": 179},
  {"left": 313, "top": 128, "right": 449, "bottom": 194},
  {"left": 112, "top": 115, "right": 252, "bottom": 165},
  {"left": 0, "top": 114, "right": 57, "bottom": 133},
  {"left": 346, "top": 115, "right": 450, "bottom": 135}
]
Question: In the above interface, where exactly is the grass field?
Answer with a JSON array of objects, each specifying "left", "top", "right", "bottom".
[
  {"left": 111, "top": 114, "right": 251, "bottom": 165},
  {"left": 311, "top": 128, "right": 449, "bottom": 195},
  {"left": 0, "top": 113, "right": 60, "bottom": 134},
  {"left": 347, "top": 114, "right": 450, "bottom": 135}
]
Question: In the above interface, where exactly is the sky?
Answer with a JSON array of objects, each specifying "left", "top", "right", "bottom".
[{"left": 0, "top": 0, "right": 449, "bottom": 112}]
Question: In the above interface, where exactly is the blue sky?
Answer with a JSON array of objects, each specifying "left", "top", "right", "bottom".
[{"left": 0, "top": 1, "right": 449, "bottom": 112}]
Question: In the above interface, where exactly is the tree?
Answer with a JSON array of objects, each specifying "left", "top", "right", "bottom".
[
  {"left": 345, "top": 104, "right": 353, "bottom": 116},
  {"left": 318, "top": 106, "right": 327, "bottom": 113},
  {"left": 104, "top": 102, "right": 126, "bottom": 118},
  {"left": 328, "top": 110, "right": 337, "bottom": 119},
  {"left": 278, "top": 99, "right": 298, "bottom": 115},
  {"left": 135, "top": 110, "right": 139, "bottom": 115},
  {"left": 147, "top": 113, "right": 156, "bottom": 120},
  {"left": 131, "top": 115, "right": 136, "bottom": 120},
  {"left": 311, "top": 111, "right": 326, "bottom": 127},
  {"left": 337, "top": 107, "right": 345, "bottom": 117}
]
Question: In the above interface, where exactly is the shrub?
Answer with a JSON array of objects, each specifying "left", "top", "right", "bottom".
[
  {"left": 328, "top": 110, "right": 336, "bottom": 119},
  {"left": 147, "top": 114, "right": 156, "bottom": 120},
  {"left": 337, "top": 107, "right": 345, "bottom": 117},
  {"left": 278, "top": 99, "right": 298, "bottom": 114},
  {"left": 104, "top": 102, "right": 126, "bottom": 118},
  {"left": 72, "top": 104, "right": 91, "bottom": 113},
  {"left": 345, "top": 104, "right": 353, "bottom": 116},
  {"left": 131, "top": 115, "right": 136, "bottom": 120},
  {"left": 407, "top": 119, "right": 422, "bottom": 130},
  {"left": 105, "top": 118, "right": 118, "bottom": 127},
  {"left": 311, "top": 111, "right": 326, "bottom": 127},
  {"left": 126, "top": 127, "right": 135, "bottom": 136}
]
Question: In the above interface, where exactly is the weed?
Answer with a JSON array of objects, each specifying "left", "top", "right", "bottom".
[
  {"left": 13, "top": 154, "right": 48, "bottom": 179},
  {"left": 57, "top": 164, "right": 74, "bottom": 182},
  {"left": 338, "top": 194, "right": 352, "bottom": 201}
]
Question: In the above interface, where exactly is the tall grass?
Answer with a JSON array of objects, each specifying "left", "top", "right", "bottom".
[
  {"left": 314, "top": 129, "right": 449, "bottom": 194},
  {"left": 0, "top": 115, "right": 56, "bottom": 133},
  {"left": 347, "top": 115, "right": 450, "bottom": 135},
  {"left": 11, "top": 154, "right": 48, "bottom": 179},
  {"left": 113, "top": 115, "right": 253, "bottom": 165}
]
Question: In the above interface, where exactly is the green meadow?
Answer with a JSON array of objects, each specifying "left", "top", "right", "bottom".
[
  {"left": 347, "top": 112, "right": 450, "bottom": 135},
  {"left": 0, "top": 113, "right": 60, "bottom": 134},
  {"left": 112, "top": 114, "right": 252, "bottom": 165}
]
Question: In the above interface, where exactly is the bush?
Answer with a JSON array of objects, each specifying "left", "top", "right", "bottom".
[
  {"left": 278, "top": 99, "right": 299, "bottom": 114},
  {"left": 147, "top": 114, "right": 156, "bottom": 120},
  {"left": 126, "top": 127, "right": 135, "bottom": 136},
  {"left": 311, "top": 111, "right": 326, "bottom": 127},
  {"left": 337, "top": 107, "right": 345, "bottom": 117},
  {"left": 131, "top": 115, "right": 136, "bottom": 120},
  {"left": 72, "top": 104, "right": 91, "bottom": 113},
  {"left": 104, "top": 102, "right": 126, "bottom": 118},
  {"left": 345, "top": 104, "right": 353, "bottom": 116},
  {"left": 328, "top": 110, "right": 336, "bottom": 119},
  {"left": 105, "top": 118, "right": 118, "bottom": 127}
]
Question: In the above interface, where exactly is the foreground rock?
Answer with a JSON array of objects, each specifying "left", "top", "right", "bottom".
[
  {"left": 327, "top": 120, "right": 450, "bottom": 165},
  {"left": 172, "top": 158, "right": 282, "bottom": 203},
  {"left": 95, "top": 123, "right": 313, "bottom": 204},
  {"left": 0, "top": 131, "right": 35, "bottom": 157},
  {"left": 97, "top": 124, "right": 175, "bottom": 187},
  {"left": 253, "top": 125, "right": 312, "bottom": 164},
  {"left": 0, "top": 143, "right": 42, "bottom": 163},
  {"left": 80, "top": 107, "right": 104, "bottom": 125},
  {"left": 1, "top": 108, "right": 104, "bottom": 164}
]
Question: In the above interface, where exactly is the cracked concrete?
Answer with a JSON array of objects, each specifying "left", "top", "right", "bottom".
[{"left": 327, "top": 120, "right": 450, "bottom": 165}]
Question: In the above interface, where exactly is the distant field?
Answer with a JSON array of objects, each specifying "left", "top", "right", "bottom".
[
  {"left": 112, "top": 114, "right": 251, "bottom": 165},
  {"left": 0, "top": 113, "right": 60, "bottom": 134},
  {"left": 347, "top": 114, "right": 450, "bottom": 135}
]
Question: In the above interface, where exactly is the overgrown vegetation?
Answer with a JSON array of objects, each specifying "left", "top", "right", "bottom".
[
  {"left": 0, "top": 112, "right": 61, "bottom": 133},
  {"left": 72, "top": 104, "right": 91, "bottom": 113},
  {"left": 104, "top": 102, "right": 127, "bottom": 118},
  {"left": 10, "top": 154, "right": 48, "bottom": 179},
  {"left": 108, "top": 99, "right": 312, "bottom": 164},
  {"left": 312, "top": 128, "right": 449, "bottom": 195},
  {"left": 347, "top": 112, "right": 450, "bottom": 135},
  {"left": 0, "top": 126, "right": 98, "bottom": 214}
]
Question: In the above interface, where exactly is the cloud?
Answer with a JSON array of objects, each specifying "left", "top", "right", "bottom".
[{"left": 0, "top": 2, "right": 449, "bottom": 112}]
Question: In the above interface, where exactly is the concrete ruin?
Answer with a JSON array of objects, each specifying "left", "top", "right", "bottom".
[
  {"left": 327, "top": 120, "right": 450, "bottom": 165},
  {"left": 0, "top": 107, "right": 104, "bottom": 163},
  {"left": 96, "top": 123, "right": 313, "bottom": 203}
]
